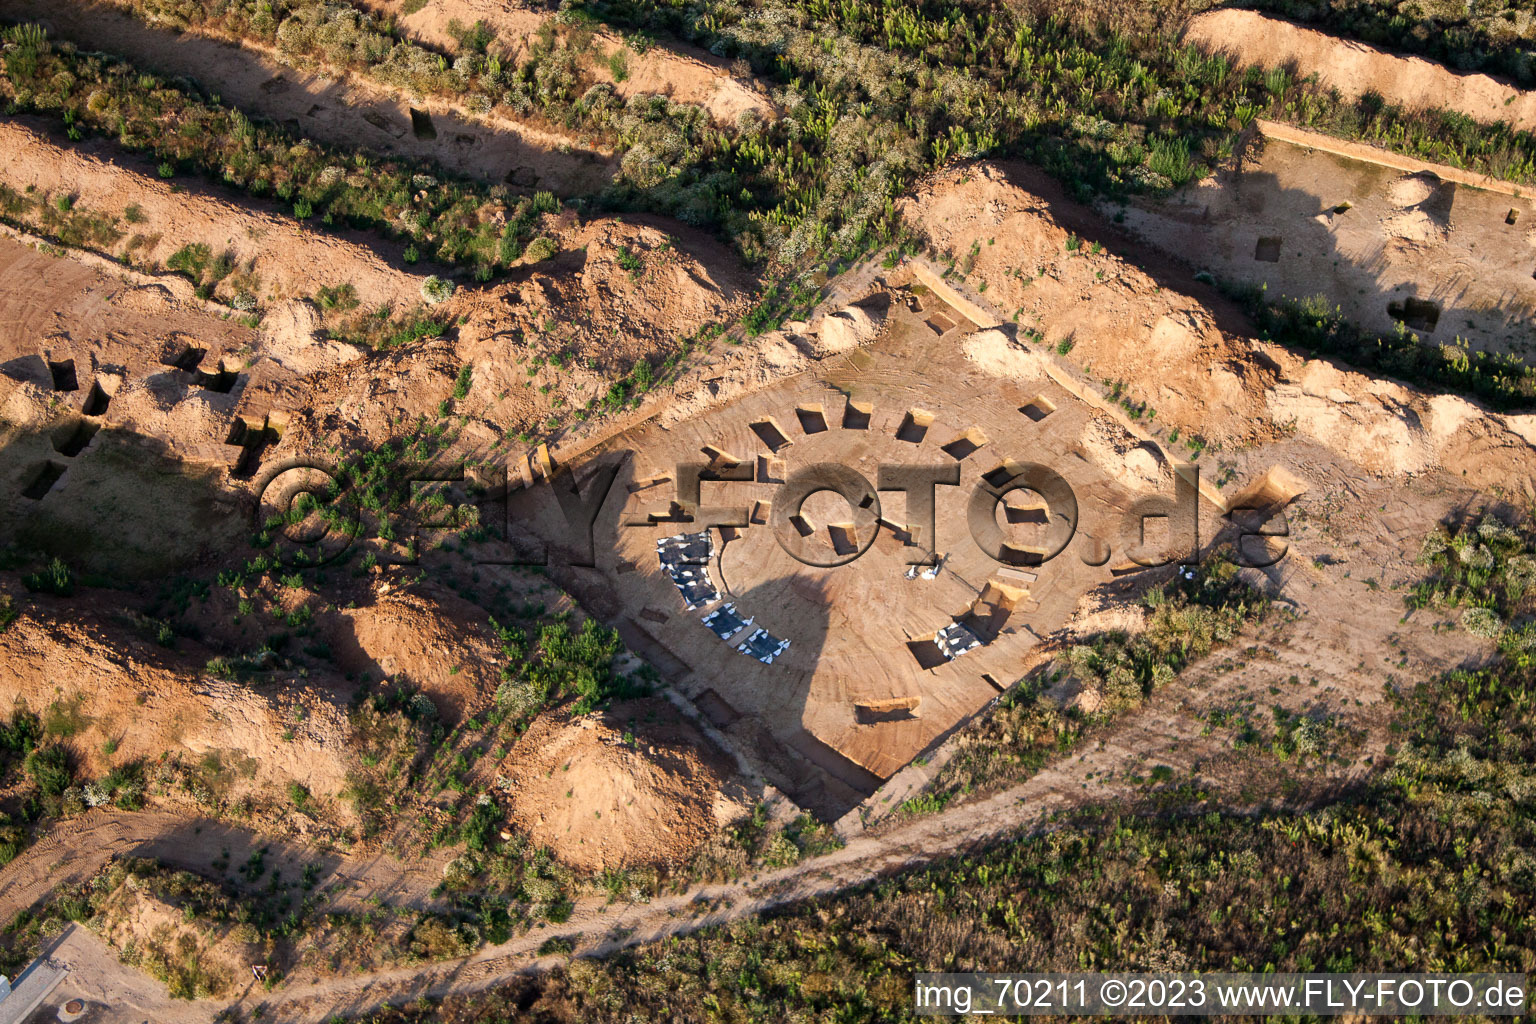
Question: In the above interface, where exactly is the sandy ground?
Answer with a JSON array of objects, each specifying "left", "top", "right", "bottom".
[
  {"left": 1185, "top": 9, "right": 1536, "bottom": 131},
  {"left": 18, "top": 0, "right": 619, "bottom": 195},
  {"left": 499, "top": 698, "right": 748, "bottom": 870},
  {"left": 13, "top": 453, "right": 1475, "bottom": 1023},
  {"left": 0, "top": 119, "right": 423, "bottom": 310},
  {"left": 1121, "top": 127, "right": 1536, "bottom": 357},
  {"left": 1, "top": 18, "right": 1536, "bottom": 1012},
  {"left": 371, "top": 0, "right": 778, "bottom": 127}
]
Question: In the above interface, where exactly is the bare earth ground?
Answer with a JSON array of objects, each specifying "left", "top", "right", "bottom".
[
  {"left": 11, "top": 0, "right": 619, "bottom": 194},
  {"left": 1184, "top": 9, "right": 1536, "bottom": 132},
  {"left": 365, "top": 0, "right": 779, "bottom": 128},
  {"left": 0, "top": 118, "right": 423, "bottom": 309},
  {"left": 1120, "top": 125, "right": 1536, "bottom": 357},
  {"left": 2, "top": 10, "right": 1536, "bottom": 1018},
  {"left": 11, "top": 462, "right": 1492, "bottom": 1022}
]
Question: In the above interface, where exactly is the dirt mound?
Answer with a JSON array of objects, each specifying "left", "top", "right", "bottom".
[
  {"left": 899, "top": 163, "right": 1274, "bottom": 446},
  {"left": 329, "top": 578, "right": 504, "bottom": 726},
  {"left": 1184, "top": 10, "right": 1536, "bottom": 131},
  {"left": 1388, "top": 173, "right": 1438, "bottom": 207},
  {"left": 0, "top": 592, "right": 354, "bottom": 803},
  {"left": 1384, "top": 209, "right": 1444, "bottom": 243},
  {"left": 498, "top": 698, "right": 745, "bottom": 870},
  {"left": 0, "top": 120, "right": 421, "bottom": 310},
  {"left": 443, "top": 216, "right": 753, "bottom": 437},
  {"left": 902, "top": 160, "right": 1536, "bottom": 492},
  {"left": 961, "top": 328, "right": 1048, "bottom": 379},
  {"left": 1077, "top": 415, "right": 1171, "bottom": 493},
  {"left": 654, "top": 330, "right": 814, "bottom": 427},
  {"left": 259, "top": 301, "right": 366, "bottom": 375},
  {"left": 94, "top": 878, "right": 257, "bottom": 997},
  {"left": 814, "top": 303, "right": 883, "bottom": 355},
  {"left": 384, "top": 0, "right": 776, "bottom": 127}
]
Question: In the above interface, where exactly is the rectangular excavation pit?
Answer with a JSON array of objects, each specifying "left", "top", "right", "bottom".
[
  {"left": 927, "top": 312, "right": 956, "bottom": 333},
  {"left": 362, "top": 110, "right": 404, "bottom": 138},
  {"left": 225, "top": 415, "right": 282, "bottom": 479},
  {"left": 1020, "top": 396, "right": 1056, "bottom": 422},
  {"left": 842, "top": 400, "right": 872, "bottom": 430},
  {"left": 789, "top": 514, "right": 815, "bottom": 538},
  {"left": 827, "top": 523, "right": 859, "bottom": 556},
  {"left": 750, "top": 418, "right": 792, "bottom": 452},
  {"left": 959, "top": 581, "right": 1024, "bottom": 643},
  {"left": 756, "top": 456, "right": 784, "bottom": 484},
  {"left": 1000, "top": 543, "right": 1048, "bottom": 567},
  {"left": 700, "top": 444, "right": 743, "bottom": 467},
  {"left": 1388, "top": 296, "right": 1441, "bottom": 333},
  {"left": 1254, "top": 236, "right": 1282, "bottom": 262},
  {"left": 409, "top": 107, "right": 437, "bottom": 140},
  {"left": 983, "top": 460, "right": 1025, "bottom": 488},
  {"left": 80, "top": 381, "right": 111, "bottom": 417},
  {"left": 795, "top": 404, "right": 828, "bottom": 434},
  {"left": 695, "top": 689, "right": 741, "bottom": 728},
  {"left": 941, "top": 427, "right": 989, "bottom": 460},
  {"left": 162, "top": 345, "right": 206, "bottom": 371},
  {"left": 21, "top": 460, "right": 66, "bottom": 500},
  {"left": 906, "top": 637, "right": 949, "bottom": 671},
  {"left": 196, "top": 368, "right": 240, "bottom": 393},
  {"left": 855, "top": 697, "right": 920, "bottom": 724},
  {"left": 1509, "top": 209, "right": 1520, "bottom": 226},
  {"left": 47, "top": 359, "right": 77, "bottom": 392},
  {"left": 626, "top": 474, "right": 672, "bottom": 493},
  {"left": 896, "top": 408, "right": 934, "bottom": 444},
  {"left": 1003, "top": 495, "right": 1048, "bottom": 525},
  {"left": 52, "top": 419, "right": 100, "bottom": 457}
]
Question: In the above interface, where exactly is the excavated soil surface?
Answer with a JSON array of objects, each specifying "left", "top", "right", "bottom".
[
  {"left": 372, "top": 0, "right": 778, "bottom": 127},
  {"left": 19, "top": 0, "right": 618, "bottom": 194},
  {"left": 0, "top": 119, "right": 422, "bottom": 310},
  {"left": 498, "top": 698, "right": 747, "bottom": 871},
  {"left": 1186, "top": 10, "right": 1536, "bottom": 131}
]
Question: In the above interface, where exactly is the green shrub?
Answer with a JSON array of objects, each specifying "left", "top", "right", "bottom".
[
  {"left": 420, "top": 275, "right": 455, "bottom": 304},
  {"left": 523, "top": 237, "right": 559, "bottom": 263},
  {"left": 24, "top": 745, "right": 72, "bottom": 798},
  {"left": 22, "top": 558, "right": 73, "bottom": 596}
]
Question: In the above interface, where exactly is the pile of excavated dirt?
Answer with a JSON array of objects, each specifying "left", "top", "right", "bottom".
[
  {"left": 20, "top": 0, "right": 618, "bottom": 195},
  {"left": 0, "top": 120, "right": 422, "bottom": 310},
  {"left": 326, "top": 578, "right": 506, "bottom": 726},
  {"left": 900, "top": 163, "right": 1275, "bottom": 446},
  {"left": 1077, "top": 415, "right": 1172, "bottom": 493},
  {"left": 902, "top": 161, "right": 1536, "bottom": 493},
  {"left": 375, "top": 0, "right": 777, "bottom": 127},
  {"left": 498, "top": 698, "right": 746, "bottom": 871},
  {"left": 0, "top": 589, "right": 353, "bottom": 805},
  {"left": 93, "top": 880, "right": 257, "bottom": 997},
  {"left": 1183, "top": 10, "right": 1536, "bottom": 131},
  {"left": 302, "top": 215, "right": 754, "bottom": 445}
]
